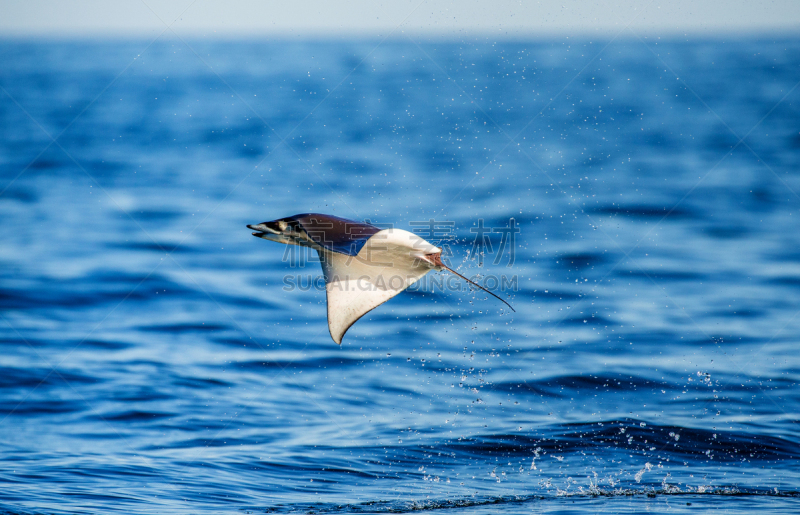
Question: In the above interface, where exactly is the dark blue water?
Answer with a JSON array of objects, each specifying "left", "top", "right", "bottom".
[{"left": 1, "top": 36, "right": 800, "bottom": 514}]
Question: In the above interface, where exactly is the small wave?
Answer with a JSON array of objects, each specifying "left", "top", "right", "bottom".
[
  {"left": 251, "top": 488, "right": 800, "bottom": 513},
  {"left": 437, "top": 419, "right": 800, "bottom": 464}
]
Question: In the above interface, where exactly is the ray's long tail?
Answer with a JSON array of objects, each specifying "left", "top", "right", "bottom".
[{"left": 428, "top": 254, "right": 516, "bottom": 312}]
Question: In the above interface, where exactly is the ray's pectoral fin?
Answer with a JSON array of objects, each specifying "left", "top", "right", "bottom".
[{"left": 318, "top": 235, "right": 437, "bottom": 344}]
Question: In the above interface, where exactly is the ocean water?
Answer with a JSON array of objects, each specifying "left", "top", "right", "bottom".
[{"left": 1, "top": 36, "right": 800, "bottom": 514}]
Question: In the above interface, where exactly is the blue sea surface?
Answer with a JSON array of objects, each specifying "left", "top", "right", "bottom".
[{"left": 1, "top": 37, "right": 800, "bottom": 513}]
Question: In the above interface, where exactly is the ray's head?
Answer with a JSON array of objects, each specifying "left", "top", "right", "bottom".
[
  {"left": 247, "top": 217, "right": 301, "bottom": 238},
  {"left": 247, "top": 217, "right": 306, "bottom": 245}
]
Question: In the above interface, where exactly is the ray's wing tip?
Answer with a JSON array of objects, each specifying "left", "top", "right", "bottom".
[{"left": 330, "top": 328, "right": 344, "bottom": 345}]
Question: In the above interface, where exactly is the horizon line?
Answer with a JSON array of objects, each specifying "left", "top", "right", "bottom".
[{"left": 2, "top": 26, "right": 799, "bottom": 42}]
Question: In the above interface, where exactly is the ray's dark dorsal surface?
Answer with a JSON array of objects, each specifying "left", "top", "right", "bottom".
[{"left": 248, "top": 213, "right": 382, "bottom": 256}]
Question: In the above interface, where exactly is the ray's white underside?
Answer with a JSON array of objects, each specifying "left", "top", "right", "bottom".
[
  {"left": 320, "top": 229, "right": 440, "bottom": 343},
  {"left": 256, "top": 226, "right": 440, "bottom": 343}
]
